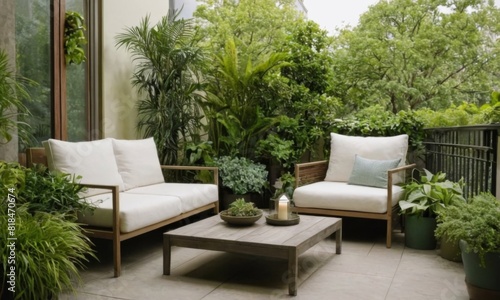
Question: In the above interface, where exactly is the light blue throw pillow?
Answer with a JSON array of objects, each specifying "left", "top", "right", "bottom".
[{"left": 347, "top": 155, "right": 402, "bottom": 188}]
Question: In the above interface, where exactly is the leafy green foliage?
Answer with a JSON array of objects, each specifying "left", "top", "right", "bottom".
[
  {"left": 268, "top": 20, "right": 341, "bottom": 164},
  {"left": 0, "top": 49, "right": 34, "bottom": 145},
  {"left": 272, "top": 171, "right": 295, "bottom": 200},
  {"left": 226, "top": 198, "right": 261, "bottom": 216},
  {"left": 435, "top": 192, "right": 500, "bottom": 266},
  {"left": 0, "top": 204, "right": 95, "bottom": 299},
  {"left": 194, "top": 0, "right": 301, "bottom": 60},
  {"left": 116, "top": 14, "right": 205, "bottom": 166},
  {"left": 331, "top": 106, "right": 426, "bottom": 153},
  {"left": 399, "top": 169, "right": 466, "bottom": 217},
  {"left": 331, "top": 0, "right": 500, "bottom": 113},
  {"left": 214, "top": 156, "right": 268, "bottom": 194},
  {"left": 414, "top": 93, "right": 500, "bottom": 128},
  {"left": 0, "top": 161, "right": 94, "bottom": 218},
  {"left": 64, "top": 11, "right": 87, "bottom": 65},
  {"left": 200, "top": 38, "right": 287, "bottom": 158}
]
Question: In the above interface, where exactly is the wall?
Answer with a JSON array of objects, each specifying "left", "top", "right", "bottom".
[
  {"left": 0, "top": 0, "right": 18, "bottom": 161},
  {"left": 101, "top": 0, "right": 168, "bottom": 139}
]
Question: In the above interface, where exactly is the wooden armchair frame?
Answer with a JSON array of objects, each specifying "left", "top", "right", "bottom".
[
  {"left": 26, "top": 148, "right": 219, "bottom": 277},
  {"left": 294, "top": 160, "right": 416, "bottom": 248}
]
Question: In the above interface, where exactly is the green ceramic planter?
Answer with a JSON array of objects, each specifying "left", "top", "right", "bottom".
[
  {"left": 440, "top": 234, "right": 462, "bottom": 262},
  {"left": 460, "top": 240, "right": 500, "bottom": 294},
  {"left": 404, "top": 215, "right": 437, "bottom": 250}
]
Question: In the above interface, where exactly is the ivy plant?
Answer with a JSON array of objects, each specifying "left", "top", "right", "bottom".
[
  {"left": 214, "top": 156, "right": 268, "bottom": 195},
  {"left": 64, "top": 11, "right": 87, "bottom": 65}
]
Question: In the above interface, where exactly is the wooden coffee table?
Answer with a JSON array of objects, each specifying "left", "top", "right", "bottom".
[{"left": 163, "top": 213, "right": 342, "bottom": 296}]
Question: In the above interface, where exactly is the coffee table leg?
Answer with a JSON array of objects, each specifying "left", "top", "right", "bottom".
[
  {"left": 288, "top": 249, "right": 298, "bottom": 296},
  {"left": 336, "top": 228, "right": 342, "bottom": 254},
  {"left": 163, "top": 235, "right": 171, "bottom": 275}
]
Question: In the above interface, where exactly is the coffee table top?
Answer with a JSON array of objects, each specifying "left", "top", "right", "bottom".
[{"left": 165, "top": 213, "right": 341, "bottom": 253}]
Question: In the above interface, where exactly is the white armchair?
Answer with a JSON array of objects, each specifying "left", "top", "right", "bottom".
[{"left": 293, "top": 133, "right": 416, "bottom": 248}]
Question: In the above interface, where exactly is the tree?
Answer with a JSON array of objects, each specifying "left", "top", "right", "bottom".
[
  {"left": 116, "top": 14, "right": 205, "bottom": 166},
  {"left": 258, "top": 20, "right": 341, "bottom": 166},
  {"left": 194, "top": 0, "right": 302, "bottom": 59},
  {"left": 331, "top": 0, "right": 500, "bottom": 113}
]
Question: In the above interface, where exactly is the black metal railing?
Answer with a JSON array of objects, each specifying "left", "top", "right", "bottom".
[{"left": 424, "top": 125, "right": 500, "bottom": 199}]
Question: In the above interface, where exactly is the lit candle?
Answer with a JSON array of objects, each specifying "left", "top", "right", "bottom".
[{"left": 278, "top": 196, "right": 289, "bottom": 220}]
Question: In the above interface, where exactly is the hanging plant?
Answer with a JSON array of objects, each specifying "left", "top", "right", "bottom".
[{"left": 64, "top": 11, "right": 87, "bottom": 65}]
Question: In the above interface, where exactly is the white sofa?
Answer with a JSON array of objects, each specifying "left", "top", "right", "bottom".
[
  {"left": 27, "top": 137, "right": 219, "bottom": 277},
  {"left": 293, "top": 133, "right": 415, "bottom": 248}
]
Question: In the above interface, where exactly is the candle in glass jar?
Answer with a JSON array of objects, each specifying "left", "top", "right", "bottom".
[{"left": 278, "top": 198, "right": 289, "bottom": 220}]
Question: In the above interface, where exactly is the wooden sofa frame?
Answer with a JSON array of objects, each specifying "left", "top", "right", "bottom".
[
  {"left": 26, "top": 148, "right": 219, "bottom": 277},
  {"left": 294, "top": 160, "right": 416, "bottom": 248}
]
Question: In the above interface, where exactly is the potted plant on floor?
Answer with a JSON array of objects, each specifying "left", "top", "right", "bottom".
[
  {"left": 214, "top": 156, "right": 269, "bottom": 209},
  {"left": 0, "top": 161, "right": 97, "bottom": 299},
  {"left": 435, "top": 192, "right": 500, "bottom": 299},
  {"left": 399, "top": 169, "right": 465, "bottom": 250}
]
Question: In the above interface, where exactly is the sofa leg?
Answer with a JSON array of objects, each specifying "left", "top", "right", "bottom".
[{"left": 113, "top": 238, "right": 121, "bottom": 277}]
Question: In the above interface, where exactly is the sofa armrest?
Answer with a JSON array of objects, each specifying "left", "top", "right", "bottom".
[
  {"left": 78, "top": 184, "right": 120, "bottom": 235},
  {"left": 295, "top": 160, "right": 328, "bottom": 188},
  {"left": 160, "top": 165, "right": 219, "bottom": 185}
]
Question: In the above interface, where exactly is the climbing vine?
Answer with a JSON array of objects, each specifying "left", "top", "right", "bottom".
[{"left": 64, "top": 11, "right": 87, "bottom": 65}]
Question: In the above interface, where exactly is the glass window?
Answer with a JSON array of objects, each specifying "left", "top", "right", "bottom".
[
  {"left": 66, "top": 0, "right": 88, "bottom": 141},
  {"left": 16, "top": 0, "right": 52, "bottom": 148}
]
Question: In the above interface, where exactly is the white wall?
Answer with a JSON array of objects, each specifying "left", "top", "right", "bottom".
[{"left": 101, "top": 0, "right": 168, "bottom": 139}]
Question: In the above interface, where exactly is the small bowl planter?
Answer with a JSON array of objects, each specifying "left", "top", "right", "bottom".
[
  {"left": 219, "top": 198, "right": 262, "bottom": 226},
  {"left": 220, "top": 210, "right": 263, "bottom": 226}
]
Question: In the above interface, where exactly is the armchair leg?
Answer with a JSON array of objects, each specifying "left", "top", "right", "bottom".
[{"left": 386, "top": 218, "right": 392, "bottom": 248}]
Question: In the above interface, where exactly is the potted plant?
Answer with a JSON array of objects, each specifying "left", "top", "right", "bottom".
[
  {"left": 214, "top": 156, "right": 268, "bottom": 209},
  {"left": 0, "top": 161, "right": 97, "bottom": 299},
  {"left": 219, "top": 198, "right": 263, "bottom": 226},
  {"left": 435, "top": 192, "right": 500, "bottom": 299},
  {"left": 399, "top": 169, "right": 465, "bottom": 250}
]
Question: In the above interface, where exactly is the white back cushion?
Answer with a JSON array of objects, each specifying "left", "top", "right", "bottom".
[
  {"left": 43, "top": 138, "right": 125, "bottom": 196},
  {"left": 325, "top": 133, "right": 409, "bottom": 183},
  {"left": 112, "top": 138, "right": 165, "bottom": 190}
]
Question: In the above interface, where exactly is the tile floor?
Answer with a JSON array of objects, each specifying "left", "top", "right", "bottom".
[{"left": 60, "top": 217, "right": 469, "bottom": 300}]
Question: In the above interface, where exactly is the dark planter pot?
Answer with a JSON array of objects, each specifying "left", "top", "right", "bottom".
[
  {"left": 404, "top": 215, "right": 437, "bottom": 250},
  {"left": 221, "top": 190, "right": 252, "bottom": 210},
  {"left": 460, "top": 240, "right": 500, "bottom": 299},
  {"left": 439, "top": 234, "right": 462, "bottom": 262}
]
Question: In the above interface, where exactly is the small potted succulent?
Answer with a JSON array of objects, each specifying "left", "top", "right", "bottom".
[{"left": 219, "top": 198, "right": 263, "bottom": 226}]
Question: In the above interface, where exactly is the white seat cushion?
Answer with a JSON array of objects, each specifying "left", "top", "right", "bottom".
[
  {"left": 78, "top": 192, "right": 182, "bottom": 233},
  {"left": 126, "top": 183, "right": 218, "bottom": 213},
  {"left": 112, "top": 138, "right": 165, "bottom": 190},
  {"left": 325, "top": 133, "right": 409, "bottom": 184},
  {"left": 293, "top": 181, "right": 403, "bottom": 214},
  {"left": 43, "top": 138, "right": 125, "bottom": 196}
]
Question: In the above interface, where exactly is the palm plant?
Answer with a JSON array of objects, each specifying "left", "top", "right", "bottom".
[
  {"left": 201, "top": 37, "right": 288, "bottom": 158},
  {"left": 116, "top": 13, "right": 205, "bottom": 166}
]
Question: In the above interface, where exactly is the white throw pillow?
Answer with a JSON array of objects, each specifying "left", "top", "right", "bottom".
[
  {"left": 43, "top": 138, "right": 125, "bottom": 196},
  {"left": 324, "top": 133, "right": 409, "bottom": 183},
  {"left": 112, "top": 137, "right": 165, "bottom": 190}
]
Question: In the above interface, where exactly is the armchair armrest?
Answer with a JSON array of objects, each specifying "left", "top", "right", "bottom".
[
  {"left": 160, "top": 165, "right": 219, "bottom": 185},
  {"left": 295, "top": 160, "right": 328, "bottom": 188},
  {"left": 386, "top": 163, "right": 417, "bottom": 214}
]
